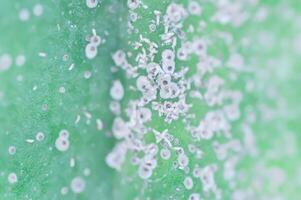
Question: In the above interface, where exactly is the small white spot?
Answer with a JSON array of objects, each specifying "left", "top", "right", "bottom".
[
  {"left": 16, "top": 75, "right": 24, "bottom": 82},
  {"left": 42, "top": 104, "right": 48, "bottom": 111},
  {"left": 199, "top": 165, "right": 216, "bottom": 192},
  {"left": 8, "top": 146, "right": 16, "bottom": 155},
  {"left": 129, "top": 12, "right": 138, "bottom": 22},
  {"left": 75, "top": 115, "right": 81, "bottom": 124},
  {"left": 127, "top": 0, "right": 139, "bottom": 10},
  {"left": 0, "top": 54, "right": 12, "bottom": 71},
  {"left": 138, "top": 164, "right": 152, "bottom": 179},
  {"left": 70, "top": 158, "right": 75, "bottom": 167},
  {"left": 84, "top": 111, "right": 91, "bottom": 119},
  {"left": 157, "top": 74, "right": 171, "bottom": 87},
  {"left": 162, "top": 60, "right": 175, "bottom": 74},
  {"left": 192, "top": 166, "right": 201, "bottom": 178},
  {"left": 112, "top": 117, "right": 130, "bottom": 139},
  {"left": 159, "top": 85, "right": 172, "bottom": 99},
  {"left": 8, "top": 173, "right": 18, "bottom": 184},
  {"left": 188, "top": 193, "right": 200, "bottom": 200},
  {"left": 70, "top": 177, "right": 86, "bottom": 193},
  {"left": 188, "top": 1, "right": 202, "bottom": 15},
  {"left": 169, "top": 82, "right": 180, "bottom": 98},
  {"left": 136, "top": 76, "right": 151, "bottom": 92},
  {"left": 146, "top": 62, "right": 161, "bottom": 77},
  {"left": 59, "top": 129, "right": 69, "bottom": 138},
  {"left": 38, "top": 52, "right": 47, "bottom": 57},
  {"left": 90, "top": 30, "right": 101, "bottom": 46},
  {"left": 84, "top": 71, "right": 92, "bottom": 79},
  {"left": 19, "top": 9, "right": 30, "bottom": 21},
  {"left": 26, "top": 139, "right": 34, "bottom": 143},
  {"left": 86, "top": 0, "right": 98, "bottom": 8},
  {"left": 96, "top": 119, "right": 103, "bottom": 130},
  {"left": 193, "top": 39, "right": 207, "bottom": 56},
  {"left": 137, "top": 107, "right": 152, "bottom": 123},
  {"left": 59, "top": 86, "right": 66, "bottom": 94},
  {"left": 61, "top": 187, "right": 69, "bottom": 195},
  {"left": 68, "top": 63, "right": 75, "bottom": 71},
  {"left": 62, "top": 54, "right": 69, "bottom": 61},
  {"left": 110, "top": 80, "right": 124, "bottom": 101},
  {"left": 183, "top": 176, "right": 193, "bottom": 190},
  {"left": 36, "top": 132, "right": 45, "bottom": 141},
  {"left": 197, "top": 121, "right": 214, "bottom": 140},
  {"left": 110, "top": 101, "right": 121, "bottom": 115},
  {"left": 85, "top": 43, "right": 98, "bottom": 59},
  {"left": 149, "top": 23, "right": 156, "bottom": 32},
  {"left": 57, "top": 23, "right": 61, "bottom": 31},
  {"left": 33, "top": 4, "right": 43, "bottom": 16},
  {"left": 106, "top": 144, "right": 126, "bottom": 171},
  {"left": 162, "top": 49, "right": 175, "bottom": 62},
  {"left": 160, "top": 148, "right": 171, "bottom": 160},
  {"left": 166, "top": 3, "right": 186, "bottom": 23},
  {"left": 55, "top": 137, "right": 69, "bottom": 152},
  {"left": 146, "top": 143, "right": 159, "bottom": 155},
  {"left": 15, "top": 54, "right": 26, "bottom": 67},
  {"left": 112, "top": 50, "right": 126, "bottom": 66},
  {"left": 178, "top": 154, "right": 189, "bottom": 168},
  {"left": 177, "top": 48, "right": 188, "bottom": 61},
  {"left": 83, "top": 168, "right": 91, "bottom": 176}
]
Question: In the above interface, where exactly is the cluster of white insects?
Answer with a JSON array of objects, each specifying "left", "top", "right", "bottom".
[
  {"left": 85, "top": 29, "right": 102, "bottom": 59},
  {"left": 105, "top": 0, "right": 255, "bottom": 199}
]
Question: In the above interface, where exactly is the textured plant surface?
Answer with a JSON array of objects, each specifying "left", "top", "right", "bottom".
[{"left": 0, "top": 0, "right": 301, "bottom": 200}]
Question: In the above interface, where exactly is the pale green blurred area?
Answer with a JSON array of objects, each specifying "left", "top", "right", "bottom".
[
  {"left": 0, "top": 1, "right": 123, "bottom": 199},
  {"left": 0, "top": 0, "right": 301, "bottom": 200}
]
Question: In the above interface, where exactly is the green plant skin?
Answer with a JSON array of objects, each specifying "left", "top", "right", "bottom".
[{"left": 1, "top": 0, "right": 301, "bottom": 200}]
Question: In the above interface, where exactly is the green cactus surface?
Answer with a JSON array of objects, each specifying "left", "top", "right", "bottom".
[{"left": 1, "top": 0, "right": 301, "bottom": 200}]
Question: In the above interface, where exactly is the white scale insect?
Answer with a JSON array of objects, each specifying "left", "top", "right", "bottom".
[
  {"left": 127, "top": 0, "right": 139, "bottom": 10},
  {"left": 85, "top": 43, "right": 98, "bottom": 59},
  {"left": 8, "top": 146, "right": 16, "bottom": 155},
  {"left": 36, "top": 132, "right": 45, "bottom": 141},
  {"left": 70, "top": 176, "right": 86, "bottom": 193},
  {"left": 138, "top": 163, "right": 153, "bottom": 179},
  {"left": 137, "top": 107, "right": 152, "bottom": 123},
  {"left": 188, "top": 193, "right": 200, "bottom": 200},
  {"left": 188, "top": 1, "right": 202, "bottom": 15},
  {"left": 183, "top": 176, "right": 194, "bottom": 190},
  {"left": 136, "top": 75, "right": 151, "bottom": 92},
  {"left": 160, "top": 148, "right": 171, "bottom": 160},
  {"left": 112, "top": 50, "right": 126, "bottom": 66},
  {"left": 165, "top": 3, "right": 186, "bottom": 23},
  {"left": 8, "top": 173, "right": 18, "bottom": 184},
  {"left": 110, "top": 80, "right": 124, "bottom": 101},
  {"left": 86, "top": 0, "right": 98, "bottom": 8},
  {"left": 178, "top": 153, "right": 189, "bottom": 168}
]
